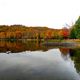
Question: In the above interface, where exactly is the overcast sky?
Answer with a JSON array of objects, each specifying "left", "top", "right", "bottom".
[{"left": 0, "top": 0, "right": 80, "bottom": 29}]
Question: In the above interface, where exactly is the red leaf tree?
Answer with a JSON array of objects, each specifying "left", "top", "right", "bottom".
[{"left": 61, "top": 27, "right": 69, "bottom": 39}]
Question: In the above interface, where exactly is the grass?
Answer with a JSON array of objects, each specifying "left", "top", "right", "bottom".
[{"left": 45, "top": 39, "right": 80, "bottom": 43}]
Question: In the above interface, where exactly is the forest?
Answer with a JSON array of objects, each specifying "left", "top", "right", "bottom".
[
  {"left": 0, "top": 16, "right": 80, "bottom": 40},
  {"left": 0, "top": 25, "right": 69, "bottom": 39}
]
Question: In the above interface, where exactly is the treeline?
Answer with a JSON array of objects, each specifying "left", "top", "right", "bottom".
[
  {"left": 0, "top": 16, "right": 80, "bottom": 40},
  {"left": 0, "top": 25, "right": 70, "bottom": 39}
]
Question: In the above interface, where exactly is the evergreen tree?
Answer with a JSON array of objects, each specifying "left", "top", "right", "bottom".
[
  {"left": 70, "top": 28, "right": 76, "bottom": 39},
  {"left": 70, "top": 16, "right": 80, "bottom": 39},
  {"left": 74, "top": 16, "right": 80, "bottom": 39}
]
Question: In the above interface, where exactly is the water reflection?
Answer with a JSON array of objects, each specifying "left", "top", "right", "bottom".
[
  {"left": 0, "top": 40, "right": 80, "bottom": 80},
  {"left": 60, "top": 48, "right": 80, "bottom": 78},
  {"left": 69, "top": 48, "right": 80, "bottom": 73},
  {"left": 0, "top": 40, "right": 52, "bottom": 53}
]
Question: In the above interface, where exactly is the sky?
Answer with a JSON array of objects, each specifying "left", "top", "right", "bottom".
[{"left": 0, "top": 0, "right": 80, "bottom": 29}]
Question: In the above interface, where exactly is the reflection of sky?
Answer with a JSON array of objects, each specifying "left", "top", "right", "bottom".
[{"left": 0, "top": 49, "right": 79, "bottom": 80}]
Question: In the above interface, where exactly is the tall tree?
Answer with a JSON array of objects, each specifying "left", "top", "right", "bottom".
[
  {"left": 70, "top": 27, "right": 76, "bottom": 39},
  {"left": 73, "top": 16, "right": 80, "bottom": 39}
]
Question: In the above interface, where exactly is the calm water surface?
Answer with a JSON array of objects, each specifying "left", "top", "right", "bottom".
[{"left": 0, "top": 41, "right": 80, "bottom": 80}]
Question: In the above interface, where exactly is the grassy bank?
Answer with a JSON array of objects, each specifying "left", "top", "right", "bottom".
[
  {"left": 45, "top": 39, "right": 80, "bottom": 43},
  {"left": 0, "top": 38, "right": 80, "bottom": 43}
]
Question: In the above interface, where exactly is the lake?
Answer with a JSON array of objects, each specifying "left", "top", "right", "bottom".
[{"left": 0, "top": 40, "right": 80, "bottom": 80}]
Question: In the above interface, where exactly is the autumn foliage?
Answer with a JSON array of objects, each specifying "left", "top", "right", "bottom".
[
  {"left": 60, "top": 27, "right": 70, "bottom": 39},
  {"left": 0, "top": 25, "right": 70, "bottom": 39}
]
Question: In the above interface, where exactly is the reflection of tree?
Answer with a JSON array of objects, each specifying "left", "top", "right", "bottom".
[
  {"left": 59, "top": 48, "right": 70, "bottom": 61},
  {"left": 60, "top": 47, "right": 80, "bottom": 73},
  {"left": 21, "top": 40, "right": 49, "bottom": 51},
  {"left": 60, "top": 47, "right": 80, "bottom": 74},
  {"left": 59, "top": 48, "right": 69, "bottom": 55},
  {"left": 0, "top": 40, "right": 53, "bottom": 53},
  {"left": 69, "top": 48, "right": 80, "bottom": 73}
]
